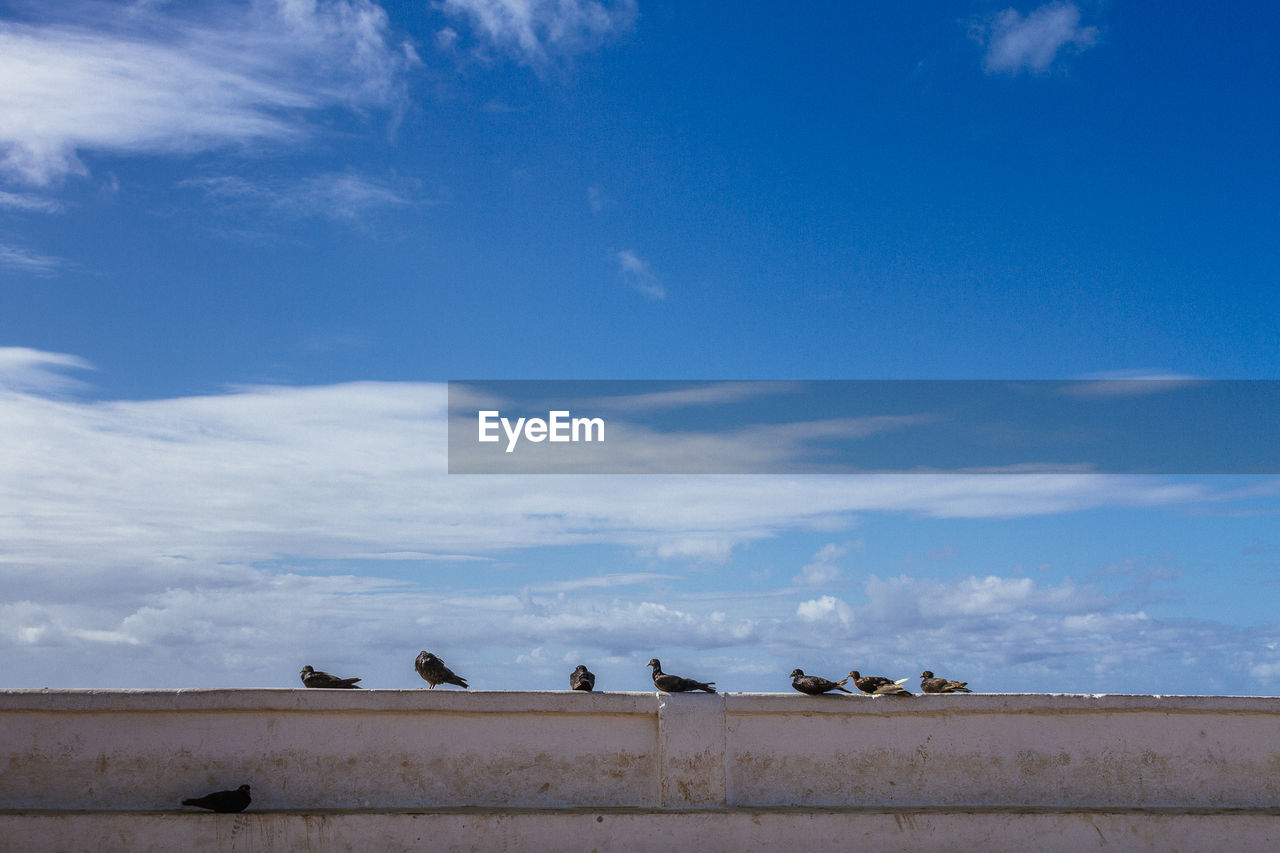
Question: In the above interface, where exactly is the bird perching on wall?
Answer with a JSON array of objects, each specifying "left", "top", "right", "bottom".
[
  {"left": 570, "top": 664, "right": 596, "bottom": 691},
  {"left": 647, "top": 658, "right": 716, "bottom": 693},
  {"left": 789, "top": 669, "right": 853, "bottom": 695},
  {"left": 848, "top": 671, "right": 912, "bottom": 696},
  {"left": 415, "top": 651, "right": 469, "bottom": 689},
  {"left": 920, "top": 670, "right": 972, "bottom": 693},
  {"left": 299, "top": 665, "right": 362, "bottom": 689}
]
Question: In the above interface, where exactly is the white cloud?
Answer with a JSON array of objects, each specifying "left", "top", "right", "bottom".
[
  {"left": 1060, "top": 371, "right": 1201, "bottom": 398},
  {"left": 616, "top": 249, "right": 665, "bottom": 299},
  {"left": 0, "top": 190, "right": 63, "bottom": 213},
  {"left": 796, "top": 594, "right": 852, "bottom": 623},
  {"left": 0, "top": 348, "right": 92, "bottom": 394},
  {"left": 2, "top": 348, "right": 1276, "bottom": 692},
  {"left": 440, "top": 0, "right": 636, "bottom": 68},
  {"left": 978, "top": 2, "right": 1099, "bottom": 75},
  {"left": 0, "top": 243, "right": 64, "bottom": 275},
  {"left": 0, "top": 347, "right": 1235, "bottom": 583},
  {"left": 588, "top": 381, "right": 800, "bottom": 413},
  {"left": 181, "top": 171, "right": 414, "bottom": 221},
  {"left": 0, "top": 0, "right": 417, "bottom": 186},
  {"left": 793, "top": 541, "right": 861, "bottom": 587}
]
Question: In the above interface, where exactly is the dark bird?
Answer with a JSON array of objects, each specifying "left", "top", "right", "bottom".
[
  {"left": 182, "top": 784, "right": 251, "bottom": 813},
  {"left": 789, "top": 668, "right": 853, "bottom": 695},
  {"left": 570, "top": 664, "right": 596, "bottom": 692},
  {"left": 299, "top": 665, "right": 361, "bottom": 689},
  {"left": 415, "top": 651, "right": 469, "bottom": 689},
  {"left": 848, "top": 670, "right": 912, "bottom": 696},
  {"left": 920, "top": 670, "right": 972, "bottom": 693},
  {"left": 647, "top": 658, "right": 716, "bottom": 693}
]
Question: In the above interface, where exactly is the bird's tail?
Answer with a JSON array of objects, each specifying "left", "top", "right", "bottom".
[{"left": 700, "top": 682, "right": 716, "bottom": 693}]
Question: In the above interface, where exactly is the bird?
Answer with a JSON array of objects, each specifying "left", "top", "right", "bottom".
[
  {"left": 848, "top": 670, "right": 912, "bottom": 696},
  {"left": 789, "top": 668, "right": 853, "bottom": 695},
  {"left": 647, "top": 658, "right": 716, "bottom": 693},
  {"left": 182, "top": 784, "right": 251, "bottom": 813},
  {"left": 570, "top": 664, "right": 595, "bottom": 691},
  {"left": 920, "top": 670, "right": 972, "bottom": 693},
  {"left": 414, "top": 651, "right": 469, "bottom": 689},
  {"left": 299, "top": 665, "right": 361, "bottom": 689}
]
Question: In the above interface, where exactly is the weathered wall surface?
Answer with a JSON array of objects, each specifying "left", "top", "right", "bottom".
[{"left": 3, "top": 690, "right": 1280, "bottom": 851}]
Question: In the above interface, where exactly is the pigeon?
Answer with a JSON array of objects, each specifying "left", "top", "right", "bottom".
[
  {"left": 920, "top": 670, "right": 972, "bottom": 693},
  {"left": 299, "top": 665, "right": 361, "bottom": 689},
  {"left": 789, "top": 668, "right": 853, "bottom": 695},
  {"left": 647, "top": 658, "right": 716, "bottom": 693},
  {"left": 414, "top": 651, "right": 469, "bottom": 689},
  {"left": 570, "top": 664, "right": 596, "bottom": 692},
  {"left": 182, "top": 784, "right": 251, "bottom": 813},
  {"left": 848, "top": 670, "right": 912, "bottom": 696}
]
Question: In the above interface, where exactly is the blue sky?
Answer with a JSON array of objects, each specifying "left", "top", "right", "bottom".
[{"left": 2, "top": 0, "right": 1278, "bottom": 693}]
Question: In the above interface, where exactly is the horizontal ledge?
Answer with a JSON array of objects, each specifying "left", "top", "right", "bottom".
[
  {"left": 0, "top": 689, "right": 658, "bottom": 714},
  {"left": 722, "top": 692, "right": 1280, "bottom": 715},
  {"left": 6, "top": 806, "right": 1280, "bottom": 818},
  {"left": 2, "top": 690, "right": 1280, "bottom": 715}
]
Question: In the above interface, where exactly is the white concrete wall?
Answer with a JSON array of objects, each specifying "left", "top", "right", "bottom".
[{"left": 3, "top": 690, "right": 1280, "bottom": 850}]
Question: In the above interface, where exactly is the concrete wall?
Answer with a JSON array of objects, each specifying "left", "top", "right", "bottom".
[{"left": 3, "top": 689, "right": 1280, "bottom": 850}]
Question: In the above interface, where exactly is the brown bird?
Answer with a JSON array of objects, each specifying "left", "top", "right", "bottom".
[
  {"left": 299, "top": 665, "right": 361, "bottom": 689},
  {"left": 570, "top": 664, "right": 596, "bottom": 691},
  {"left": 182, "top": 784, "right": 251, "bottom": 813},
  {"left": 848, "top": 670, "right": 912, "bottom": 696},
  {"left": 414, "top": 651, "right": 469, "bottom": 689},
  {"left": 647, "top": 658, "right": 716, "bottom": 693},
  {"left": 920, "top": 670, "right": 971, "bottom": 693},
  {"left": 790, "top": 669, "right": 853, "bottom": 695}
]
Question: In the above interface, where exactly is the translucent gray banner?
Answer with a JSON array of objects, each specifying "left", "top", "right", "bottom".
[{"left": 447, "top": 380, "right": 1280, "bottom": 474}]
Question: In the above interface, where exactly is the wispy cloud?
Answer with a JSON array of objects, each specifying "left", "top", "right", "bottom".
[
  {"left": 0, "top": 190, "right": 64, "bottom": 213},
  {"left": 182, "top": 171, "right": 415, "bottom": 221},
  {"left": 0, "top": 243, "right": 65, "bottom": 276},
  {"left": 440, "top": 0, "right": 636, "bottom": 69},
  {"left": 0, "top": 347, "right": 92, "bottom": 393},
  {"left": 587, "top": 184, "right": 609, "bottom": 212},
  {"left": 0, "top": 348, "right": 1233, "bottom": 580},
  {"left": 1060, "top": 371, "right": 1201, "bottom": 398},
  {"left": 616, "top": 249, "right": 665, "bottom": 299},
  {"left": 0, "top": 0, "right": 418, "bottom": 186},
  {"left": 792, "top": 541, "right": 862, "bottom": 587},
  {"left": 587, "top": 382, "right": 801, "bottom": 413},
  {"left": 976, "top": 2, "right": 1099, "bottom": 75}
]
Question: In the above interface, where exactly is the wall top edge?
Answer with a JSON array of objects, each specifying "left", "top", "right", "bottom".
[{"left": 1, "top": 690, "right": 1279, "bottom": 714}]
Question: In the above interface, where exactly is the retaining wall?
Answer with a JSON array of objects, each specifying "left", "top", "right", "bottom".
[{"left": 3, "top": 690, "right": 1279, "bottom": 851}]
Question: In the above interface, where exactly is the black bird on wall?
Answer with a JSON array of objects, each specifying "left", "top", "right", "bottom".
[
  {"left": 648, "top": 658, "right": 716, "bottom": 693},
  {"left": 415, "top": 651, "right": 469, "bottom": 689},
  {"left": 182, "top": 784, "right": 251, "bottom": 813},
  {"left": 920, "top": 670, "right": 972, "bottom": 693},
  {"left": 789, "top": 669, "right": 853, "bottom": 695},
  {"left": 300, "top": 665, "right": 361, "bottom": 689},
  {"left": 570, "top": 664, "right": 596, "bottom": 691}
]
